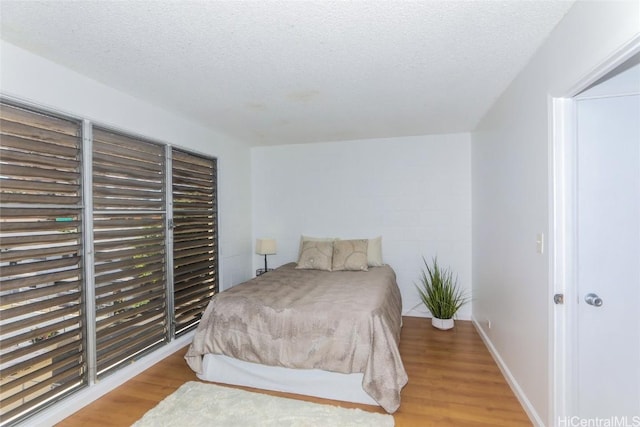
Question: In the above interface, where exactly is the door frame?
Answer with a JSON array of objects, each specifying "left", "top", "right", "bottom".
[{"left": 550, "top": 35, "right": 640, "bottom": 425}]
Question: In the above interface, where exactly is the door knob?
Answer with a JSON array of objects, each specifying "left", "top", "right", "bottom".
[{"left": 584, "top": 293, "right": 603, "bottom": 307}]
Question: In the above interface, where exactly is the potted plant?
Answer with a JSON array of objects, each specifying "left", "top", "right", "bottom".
[{"left": 416, "top": 257, "right": 468, "bottom": 330}]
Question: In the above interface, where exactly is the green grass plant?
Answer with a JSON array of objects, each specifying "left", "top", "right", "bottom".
[{"left": 416, "top": 257, "right": 468, "bottom": 319}]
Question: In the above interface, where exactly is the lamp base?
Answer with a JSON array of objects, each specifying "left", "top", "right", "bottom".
[{"left": 256, "top": 268, "right": 273, "bottom": 277}]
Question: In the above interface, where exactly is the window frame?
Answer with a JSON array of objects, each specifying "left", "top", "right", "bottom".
[
  {"left": 171, "top": 148, "right": 219, "bottom": 337},
  {"left": 0, "top": 101, "right": 86, "bottom": 426}
]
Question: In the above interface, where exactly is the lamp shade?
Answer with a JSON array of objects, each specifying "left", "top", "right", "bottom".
[{"left": 255, "top": 238, "right": 277, "bottom": 255}]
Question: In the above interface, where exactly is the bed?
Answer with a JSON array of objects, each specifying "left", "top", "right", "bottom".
[{"left": 185, "top": 261, "right": 408, "bottom": 413}]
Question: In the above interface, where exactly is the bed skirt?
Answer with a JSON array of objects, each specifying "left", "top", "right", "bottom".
[{"left": 198, "top": 353, "right": 379, "bottom": 406}]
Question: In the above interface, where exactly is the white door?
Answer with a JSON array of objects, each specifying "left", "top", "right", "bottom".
[{"left": 575, "top": 92, "right": 640, "bottom": 419}]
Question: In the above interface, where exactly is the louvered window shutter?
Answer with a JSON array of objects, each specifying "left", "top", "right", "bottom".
[
  {"left": 92, "top": 128, "right": 167, "bottom": 378},
  {"left": 172, "top": 149, "right": 218, "bottom": 335},
  {"left": 1, "top": 99, "right": 220, "bottom": 425},
  {"left": 0, "top": 102, "right": 86, "bottom": 424}
]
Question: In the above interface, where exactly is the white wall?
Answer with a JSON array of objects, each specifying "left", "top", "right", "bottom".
[
  {"left": 471, "top": 1, "right": 639, "bottom": 425},
  {"left": 0, "top": 40, "right": 254, "bottom": 290},
  {"left": 252, "top": 134, "right": 471, "bottom": 319}
]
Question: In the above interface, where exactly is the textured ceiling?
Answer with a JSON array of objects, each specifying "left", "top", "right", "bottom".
[{"left": 0, "top": 1, "right": 574, "bottom": 146}]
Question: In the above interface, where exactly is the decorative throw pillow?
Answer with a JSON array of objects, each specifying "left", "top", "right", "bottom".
[
  {"left": 298, "top": 235, "right": 338, "bottom": 259},
  {"left": 367, "top": 236, "right": 384, "bottom": 267},
  {"left": 332, "top": 239, "right": 368, "bottom": 271},
  {"left": 296, "top": 240, "right": 334, "bottom": 271}
]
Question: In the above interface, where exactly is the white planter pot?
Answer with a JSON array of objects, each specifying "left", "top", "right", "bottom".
[{"left": 431, "top": 317, "right": 454, "bottom": 330}]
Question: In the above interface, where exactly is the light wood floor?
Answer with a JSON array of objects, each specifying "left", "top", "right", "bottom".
[{"left": 57, "top": 317, "right": 531, "bottom": 426}]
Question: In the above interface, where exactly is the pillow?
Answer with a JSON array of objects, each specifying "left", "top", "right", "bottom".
[
  {"left": 367, "top": 236, "right": 384, "bottom": 267},
  {"left": 296, "top": 240, "right": 334, "bottom": 271},
  {"left": 332, "top": 239, "right": 369, "bottom": 271},
  {"left": 298, "top": 235, "right": 338, "bottom": 258}
]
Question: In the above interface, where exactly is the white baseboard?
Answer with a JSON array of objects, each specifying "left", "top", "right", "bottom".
[
  {"left": 471, "top": 316, "right": 545, "bottom": 427},
  {"left": 17, "top": 332, "right": 195, "bottom": 427}
]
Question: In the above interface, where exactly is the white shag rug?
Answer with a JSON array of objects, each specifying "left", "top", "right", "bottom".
[{"left": 132, "top": 381, "right": 394, "bottom": 427}]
